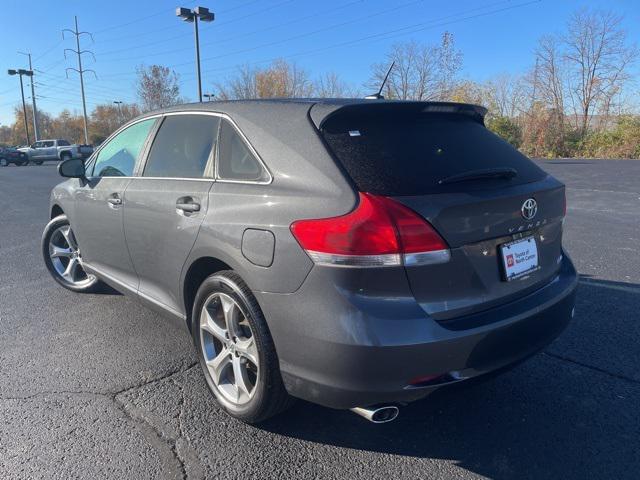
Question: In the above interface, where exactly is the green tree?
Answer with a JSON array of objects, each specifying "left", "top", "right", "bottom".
[{"left": 487, "top": 116, "right": 523, "bottom": 149}]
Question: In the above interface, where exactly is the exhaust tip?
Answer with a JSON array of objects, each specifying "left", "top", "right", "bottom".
[{"left": 350, "top": 405, "right": 399, "bottom": 423}]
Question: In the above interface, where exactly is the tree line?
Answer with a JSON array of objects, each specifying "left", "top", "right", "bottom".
[{"left": 1, "top": 8, "right": 637, "bottom": 158}]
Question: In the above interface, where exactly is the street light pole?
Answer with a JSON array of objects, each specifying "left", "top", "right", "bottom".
[
  {"left": 18, "top": 51, "right": 39, "bottom": 141},
  {"left": 176, "top": 6, "right": 214, "bottom": 103},
  {"left": 113, "top": 100, "right": 123, "bottom": 123},
  {"left": 193, "top": 13, "right": 202, "bottom": 103},
  {"left": 8, "top": 69, "right": 32, "bottom": 145}
]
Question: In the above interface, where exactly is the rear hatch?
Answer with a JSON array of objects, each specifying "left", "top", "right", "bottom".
[{"left": 317, "top": 102, "right": 565, "bottom": 322}]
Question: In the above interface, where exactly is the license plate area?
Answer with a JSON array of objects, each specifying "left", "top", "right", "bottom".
[{"left": 500, "top": 236, "right": 539, "bottom": 281}]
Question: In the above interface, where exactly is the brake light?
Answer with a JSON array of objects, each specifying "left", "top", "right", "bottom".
[{"left": 290, "top": 193, "right": 450, "bottom": 267}]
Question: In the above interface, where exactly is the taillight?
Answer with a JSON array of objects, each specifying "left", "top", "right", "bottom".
[{"left": 290, "top": 193, "right": 450, "bottom": 267}]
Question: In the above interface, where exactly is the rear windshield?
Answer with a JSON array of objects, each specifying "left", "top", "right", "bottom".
[{"left": 321, "top": 110, "right": 546, "bottom": 196}]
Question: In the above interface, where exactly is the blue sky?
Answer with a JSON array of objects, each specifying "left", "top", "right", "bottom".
[{"left": 1, "top": 0, "right": 638, "bottom": 125}]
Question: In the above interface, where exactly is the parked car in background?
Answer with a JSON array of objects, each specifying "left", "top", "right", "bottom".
[
  {"left": 42, "top": 99, "right": 577, "bottom": 424},
  {"left": 18, "top": 139, "right": 93, "bottom": 165},
  {"left": 0, "top": 146, "right": 29, "bottom": 166}
]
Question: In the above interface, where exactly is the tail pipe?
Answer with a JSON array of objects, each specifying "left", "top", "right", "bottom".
[{"left": 350, "top": 405, "right": 399, "bottom": 423}]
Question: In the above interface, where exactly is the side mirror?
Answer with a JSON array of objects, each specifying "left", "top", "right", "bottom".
[{"left": 58, "top": 158, "right": 86, "bottom": 179}]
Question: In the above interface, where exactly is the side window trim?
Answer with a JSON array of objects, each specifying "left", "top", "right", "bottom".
[
  {"left": 214, "top": 117, "right": 272, "bottom": 185},
  {"left": 133, "top": 116, "right": 165, "bottom": 177},
  {"left": 83, "top": 111, "right": 271, "bottom": 184}
]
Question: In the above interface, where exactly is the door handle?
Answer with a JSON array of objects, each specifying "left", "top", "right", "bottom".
[
  {"left": 176, "top": 201, "right": 200, "bottom": 213},
  {"left": 107, "top": 195, "right": 122, "bottom": 206}
]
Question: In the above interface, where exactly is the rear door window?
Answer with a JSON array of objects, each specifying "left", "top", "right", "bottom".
[
  {"left": 217, "top": 119, "right": 269, "bottom": 182},
  {"left": 143, "top": 114, "right": 219, "bottom": 178},
  {"left": 321, "top": 109, "right": 546, "bottom": 196}
]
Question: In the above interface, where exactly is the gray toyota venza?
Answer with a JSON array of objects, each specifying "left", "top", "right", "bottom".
[{"left": 43, "top": 99, "right": 577, "bottom": 424}]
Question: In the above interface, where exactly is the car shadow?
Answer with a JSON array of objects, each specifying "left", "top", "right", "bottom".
[
  {"left": 256, "top": 276, "right": 640, "bottom": 479},
  {"left": 93, "top": 283, "right": 122, "bottom": 295}
]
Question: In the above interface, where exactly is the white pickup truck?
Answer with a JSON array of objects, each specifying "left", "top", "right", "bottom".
[{"left": 18, "top": 139, "right": 94, "bottom": 165}]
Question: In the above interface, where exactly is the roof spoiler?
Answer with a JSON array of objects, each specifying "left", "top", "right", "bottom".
[{"left": 312, "top": 101, "right": 488, "bottom": 130}]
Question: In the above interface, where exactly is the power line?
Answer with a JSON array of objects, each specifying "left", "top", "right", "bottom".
[
  {"left": 35, "top": 71, "right": 127, "bottom": 97},
  {"left": 4, "top": 0, "right": 541, "bottom": 115},
  {"left": 96, "top": 0, "right": 534, "bottom": 82},
  {"left": 92, "top": 0, "right": 196, "bottom": 34},
  {"left": 94, "top": 0, "right": 397, "bottom": 61},
  {"left": 36, "top": 82, "right": 122, "bottom": 103},
  {"left": 91, "top": 0, "right": 263, "bottom": 46},
  {"left": 33, "top": 39, "right": 65, "bottom": 62},
  {"left": 96, "top": 0, "right": 435, "bottom": 76}
]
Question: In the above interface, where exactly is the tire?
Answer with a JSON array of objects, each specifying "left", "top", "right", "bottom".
[
  {"left": 20, "top": 157, "right": 29, "bottom": 166},
  {"left": 42, "top": 214, "right": 102, "bottom": 293},
  {"left": 60, "top": 153, "right": 72, "bottom": 161},
  {"left": 0, "top": 158, "right": 7, "bottom": 167},
  {"left": 192, "top": 271, "right": 294, "bottom": 423}
]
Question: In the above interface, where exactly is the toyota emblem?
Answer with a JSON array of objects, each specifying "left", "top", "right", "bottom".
[{"left": 521, "top": 198, "right": 538, "bottom": 220}]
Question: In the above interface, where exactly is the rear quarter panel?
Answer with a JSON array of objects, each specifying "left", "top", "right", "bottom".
[{"left": 181, "top": 103, "right": 357, "bottom": 302}]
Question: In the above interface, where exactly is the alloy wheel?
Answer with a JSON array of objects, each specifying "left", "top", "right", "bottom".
[
  {"left": 48, "top": 225, "right": 96, "bottom": 287},
  {"left": 199, "top": 292, "right": 260, "bottom": 407}
]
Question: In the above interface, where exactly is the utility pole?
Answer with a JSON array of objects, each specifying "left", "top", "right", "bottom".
[
  {"left": 177, "top": 7, "right": 214, "bottom": 102},
  {"left": 7, "top": 69, "right": 33, "bottom": 145},
  {"left": 63, "top": 16, "right": 96, "bottom": 144},
  {"left": 17, "top": 52, "right": 39, "bottom": 141}
]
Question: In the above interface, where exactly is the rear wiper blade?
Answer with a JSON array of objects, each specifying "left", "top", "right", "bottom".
[{"left": 438, "top": 167, "right": 517, "bottom": 185}]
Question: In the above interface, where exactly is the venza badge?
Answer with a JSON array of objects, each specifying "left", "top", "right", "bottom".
[{"left": 521, "top": 198, "right": 538, "bottom": 220}]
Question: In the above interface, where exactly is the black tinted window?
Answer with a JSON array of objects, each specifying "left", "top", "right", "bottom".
[
  {"left": 58, "top": 140, "right": 70, "bottom": 146},
  {"left": 218, "top": 120, "right": 268, "bottom": 182},
  {"left": 144, "top": 115, "right": 219, "bottom": 178},
  {"left": 322, "top": 109, "right": 546, "bottom": 196}
]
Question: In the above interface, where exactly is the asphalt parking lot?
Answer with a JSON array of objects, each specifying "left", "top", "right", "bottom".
[{"left": 1, "top": 159, "right": 639, "bottom": 480}]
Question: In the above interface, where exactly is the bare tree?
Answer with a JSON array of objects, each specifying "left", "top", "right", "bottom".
[
  {"left": 136, "top": 65, "right": 183, "bottom": 112},
  {"left": 483, "top": 74, "right": 527, "bottom": 117},
  {"left": 366, "top": 34, "right": 462, "bottom": 101},
  {"left": 313, "top": 72, "right": 355, "bottom": 98},
  {"left": 564, "top": 9, "right": 638, "bottom": 134},
  {"left": 215, "top": 65, "right": 258, "bottom": 100},
  {"left": 534, "top": 35, "right": 566, "bottom": 116},
  {"left": 436, "top": 31, "right": 463, "bottom": 99},
  {"left": 215, "top": 60, "right": 313, "bottom": 100},
  {"left": 367, "top": 41, "right": 439, "bottom": 100}
]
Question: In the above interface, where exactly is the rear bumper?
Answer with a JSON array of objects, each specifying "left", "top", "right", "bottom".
[{"left": 256, "top": 254, "right": 578, "bottom": 409}]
